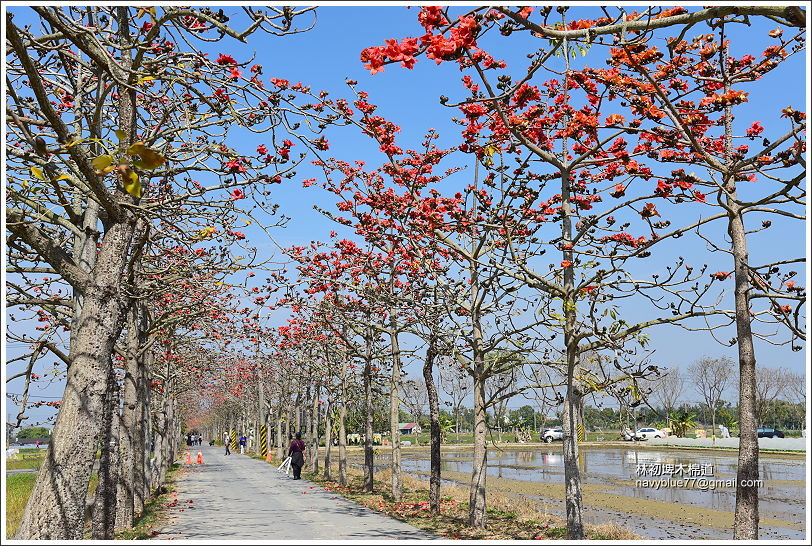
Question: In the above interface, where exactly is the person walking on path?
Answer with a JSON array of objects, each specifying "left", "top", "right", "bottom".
[
  {"left": 223, "top": 431, "right": 231, "bottom": 456},
  {"left": 288, "top": 432, "right": 306, "bottom": 480},
  {"left": 239, "top": 433, "right": 247, "bottom": 454}
]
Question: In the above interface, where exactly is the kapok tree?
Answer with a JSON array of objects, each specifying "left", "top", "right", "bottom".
[
  {"left": 5, "top": 5, "right": 347, "bottom": 538},
  {"left": 285, "top": 238, "right": 411, "bottom": 494},
  {"left": 311, "top": 94, "right": 576, "bottom": 527},
  {"left": 355, "top": 5, "right": 778, "bottom": 536},
  {"left": 586, "top": 15, "right": 806, "bottom": 538}
]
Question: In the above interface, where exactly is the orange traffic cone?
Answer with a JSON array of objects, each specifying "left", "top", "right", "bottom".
[
  {"left": 184, "top": 452, "right": 191, "bottom": 464},
  {"left": 197, "top": 451, "right": 203, "bottom": 464},
  {"left": 265, "top": 451, "right": 272, "bottom": 463}
]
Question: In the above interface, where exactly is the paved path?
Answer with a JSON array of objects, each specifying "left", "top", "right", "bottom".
[{"left": 156, "top": 444, "right": 436, "bottom": 540}]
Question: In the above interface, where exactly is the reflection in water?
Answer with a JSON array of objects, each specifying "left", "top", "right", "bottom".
[{"left": 348, "top": 446, "right": 804, "bottom": 524}]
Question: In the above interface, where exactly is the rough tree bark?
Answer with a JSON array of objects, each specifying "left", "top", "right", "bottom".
[
  {"left": 276, "top": 401, "right": 285, "bottom": 461},
  {"left": 467, "top": 250, "right": 488, "bottom": 528},
  {"left": 560, "top": 157, "right": 586, "bottom": 539},
  {"left": 469, "top": 369, "right": 488, "bottom": 528},
  {"left": 722, "top": 31, "right": 760, "bottom": 539},
  {"left": 115, "top": 304, "right": 148, "bottom": 530},
  {"left": 338, "top": 362, "right": 348, "bottom": 487},
  {"left": 310, "top": 383, "right": 320, "bottom": 473},
  {"left": 389, "top": 318, "right": 403, "bottom": 501},
  {"left": 423, "top": 335, "right": 442, "bottom": 514},
  {"left": 363, "top": 334, "right": 375, "bottom": 492},
  {"left": 91, "top": 366, "right": 121, "bottom": 539},
  {"left": 323, "top": 396, "right": 333, "bottom": 480},
  {"left": 14, "top": 223, "right": 137, "bottom": 539}
]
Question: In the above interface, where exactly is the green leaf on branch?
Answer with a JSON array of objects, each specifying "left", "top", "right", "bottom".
[{"left": 31, "top": 167, "right": 45, "bottom": 180}]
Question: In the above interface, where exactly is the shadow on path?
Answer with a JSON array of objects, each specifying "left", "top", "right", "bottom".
[{"left": 156, "top": 444, "right": 437, "bottom": 540}]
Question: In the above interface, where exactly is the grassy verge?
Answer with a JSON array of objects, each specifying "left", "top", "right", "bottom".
[
  {"left": 5, "top": 473, "right": 37, "bottom": 538},
  {"left": 6, "top": 453, "right": 45, "bottom": 470},
  {"left": 250, "top": 452, "right": 638, "bottom": 540},
  {"left": 5, "top": 462, "right": 180, "bottom": 540},
  {"left": 116, "top": 463, "right": 183, "bottom": 539}
]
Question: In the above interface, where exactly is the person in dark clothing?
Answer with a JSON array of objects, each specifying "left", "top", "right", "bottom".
[{"left": 288, "top": 432, "right": 306, "bottom": 480}]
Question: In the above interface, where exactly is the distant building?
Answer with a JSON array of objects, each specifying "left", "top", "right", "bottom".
[{"left": 398, "top": 423, "right": 422, "bottom": 435}]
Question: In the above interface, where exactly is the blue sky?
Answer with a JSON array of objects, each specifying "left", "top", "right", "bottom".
[{"left": 4, "top": 4, "right": 808, "bottom": 427}]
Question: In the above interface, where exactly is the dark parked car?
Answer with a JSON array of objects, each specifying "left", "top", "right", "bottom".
[{"left": 757, "top": 427, "right": 785, "bottom": 438}]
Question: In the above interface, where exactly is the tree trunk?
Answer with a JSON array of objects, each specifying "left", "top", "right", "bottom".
[
  {"left": 15, "top": 272, "right": 133, "bottom": 539},
  {"left": 310, "top": 384, "right": 320, "bottom": 473},
  {"left": 338, "top": 395, "right": 348, "bottom": 487},
  {"left": 389, "top": 324, "right": 403, "bottom": 501},
  {"left": 469, "top": 370, "right": 487, "bottom": 528},
  {"left": 92, "top": 367, "right": 121, "bottom": 539},
  {"left": 115, "top": 304, "right": 147, "bottom": 530},
  {"left": 140, "top": 349, "right": 153, "bottom": 500},
  {"left": 284, "top": 401, "right": 291, "bottom": 447},
  {"left": 559, "top": 150, "right": 585, "bottom": 538},
  {"left": 323, "top": 396, "right": 333, "bottom": 481},
  {"left": 423, "top": 336, "right": 441, "bottom": 514},
  {"left": 257, "top": 363, "right": 267, "bottom": 456},
  {"left": 153, "top": 396, "right": 169, "bottom": 489},
  {"left": 132, "top": 314, "right": 149, "bottom": 516},
  {"left": 562, "top": 381, "right": 585, "bottom": 539},
  {"left": 294, "top": 392, "right": 302, "bottom": 433},
  {"left": 718, "top": 31, "right": 760, "bottom": 538},
  {"left": 276, "top": 404, "right": 285, "bottom": 461},
  {"left": 730, "top": 187, "right": 760, "bottom": 539},
  {"left": 363, "top": 348, "right": 375, "bottom": 492},
  {"left": 468, "top": 245, "right": 487, "bottom": 528}
]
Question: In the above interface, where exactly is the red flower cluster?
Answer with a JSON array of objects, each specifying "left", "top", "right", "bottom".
[
  {"left": 417, "top": 6, "right": 448, "bottom": 30},
  {"left": 224, "top": 158, "right": 247, "bottom": 174},
  {"left": 601, "top": 233, "right": 647, "bottom": 248},
  {"left": 216, "top": 53, "right": 237, "bottom": 65},
  {"left": 745, "top": 121, "right": 765, "bottom": 137},
  {"left": 361, "top": 15, "right": 480, "bottom": 73}
]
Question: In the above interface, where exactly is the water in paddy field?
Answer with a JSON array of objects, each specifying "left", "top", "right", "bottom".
[{"left": 347, "top": 446, "right": 805, "bottom": 540}]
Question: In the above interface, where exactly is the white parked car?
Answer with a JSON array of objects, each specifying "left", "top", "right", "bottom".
[
  {"left": 634, "top": 427, "right": 664, "bottom": 440},
  {"left": 542, "top": 428, "right": 564, "bottom": 443}
]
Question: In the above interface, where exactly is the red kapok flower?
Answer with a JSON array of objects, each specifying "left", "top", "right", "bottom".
[
  {"left": 216, "top": 53, "right": 237, "bottom": 65},
  {"left": 224, "top": 158, "right": 246, "bottom": 174}
]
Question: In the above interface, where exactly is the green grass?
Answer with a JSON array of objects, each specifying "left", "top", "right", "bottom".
[
  {"left": 5, "top": 473, "right": 37, "bottom": 538},
  {"left": 5, "top": 464, "right": 171, "bottom": 541},
  {"left": 486, "top": 507, "right": 518, "bottom": 518},
  {"left": 6, "top": 453, "right": 45, "bottom": 470},
  {"left": 543, "top": 526, "right": 569, "bottom": 539},
  {"left": 116, "top": 463, "right": 181, "bottom": 540}
]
